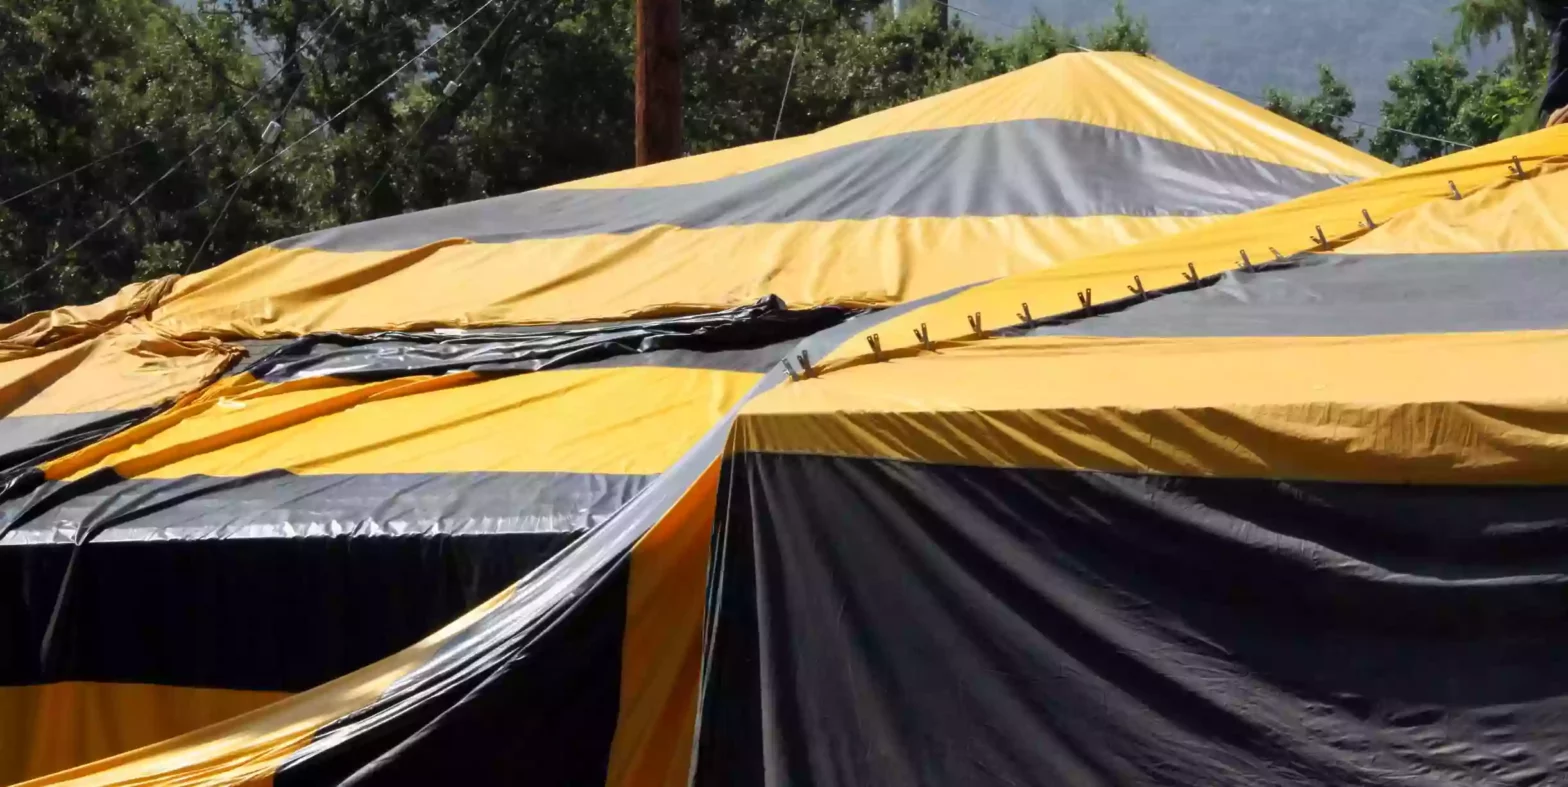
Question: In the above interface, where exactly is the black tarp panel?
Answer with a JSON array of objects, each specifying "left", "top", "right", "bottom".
[
  {"left": 247, "top": 296, "right": 854, "bottom": 382},
  {"left": 698, "top": 452, "right": 1568, "bottom": 786},
  {"left": 1, "top": 527, "right": 571, "bottom": 692}
]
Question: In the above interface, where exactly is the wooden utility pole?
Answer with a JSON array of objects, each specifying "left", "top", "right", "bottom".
[{"left": 635, "top": 0, "right": 682, "bottom": 166}]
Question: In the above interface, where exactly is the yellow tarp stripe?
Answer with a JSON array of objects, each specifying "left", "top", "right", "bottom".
[
  {"left": 1338, "top": 161, "right": 1568, "bottom": 255},
  {"left": 0, "top": 322, "right": 237, "bottom": 419},
  {"left": 47, "top": 366, "right": 762, "bottom": 482},
  {"left": 605, "top": 459, "right": 722, "bottom": 787},
  {"left": 740, "top": 330, "right": 1568, "bottom": 485}
]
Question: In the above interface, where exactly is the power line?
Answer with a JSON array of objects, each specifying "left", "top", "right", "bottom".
[
  {"left": 1, "top": 5, "right": 352, "bottom": 299},
  {"left": 0, "top": 139, "right": 157, "bottom": 210},
  {"left": 1, "top": 148, "right": 206, "bottom": 298},
  {"left": 195, "top": 0, "right": 511, "bottom": 221},
  {"left": 0, "top": 3, "right": 345, "bottom": 210},
  {"left": 9, "top": 0, "right": 508, "bottom": 296},
  {"left": 185, "top": 10, "right": 350, "bottom": 274},
  {"left": 929, "top": 0, "right": 1019, "bottom": 32},
  {"left": 774, "top": 25, "right": 806, "bottom": 140},
  {"left": 1238, "top": 87, "right": 1475, "bottom": 149},
  {"left": 232, "top": 0, "right": 509, "bottom": 185},
  {"left": 1339, "top": 115, "right": 1475, "bottom": 149},
  {"left": 367, "top": 0, "right": 537, "bottom": 199}
]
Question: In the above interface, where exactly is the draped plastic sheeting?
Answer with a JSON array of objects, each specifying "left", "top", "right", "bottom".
[
  {"left": 705, "top": 253, "right": 1568, "bottom": 787},
  {"left": 5, "top": 49, "right": 1566, "bottom": 787}
]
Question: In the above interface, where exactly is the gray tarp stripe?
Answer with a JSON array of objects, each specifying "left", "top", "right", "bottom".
[
  {"left": 0, "top": 470, "right": 655, "bottom": 545},
  {"left": 1027, "top": 251, "right": 1568, "bottom": 339},
  {"left": 0, "top": 412, "right": 125, "bottom": 457},
  {"left": 255, "top": 339, "right": 794, "bottom": 381},
  {"left": 274, "top": 119, "right": 1357, "bottom": 253}
]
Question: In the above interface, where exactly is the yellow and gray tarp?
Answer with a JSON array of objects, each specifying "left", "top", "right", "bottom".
[{"left": 7, "top": 50, "right": 1566, "bottom": 787}]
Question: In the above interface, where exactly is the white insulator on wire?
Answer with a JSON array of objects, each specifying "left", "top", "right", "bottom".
[
  {"left": 443, "top": 80, "right": 460, "bottom": 97},
  {"left": 261, "top": 120, "right": 283, "bottom": 144}
]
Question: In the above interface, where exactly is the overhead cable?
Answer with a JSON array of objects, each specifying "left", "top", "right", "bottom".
[
  {"left": 773, "top": 25, "right": 806, "bottom": 140},
  {"left": 0, "top": 3, "right": 345, "bottom": 210}
]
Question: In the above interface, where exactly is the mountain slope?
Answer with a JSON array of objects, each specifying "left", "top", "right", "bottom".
[{"left": 967, "top": 0, "right": 1506, "bottom": 124}]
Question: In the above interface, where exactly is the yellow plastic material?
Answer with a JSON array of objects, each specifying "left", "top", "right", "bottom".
[
  {"left": 0, "top": 321, "right": 237, "bottom": 419},
  {"left": 0, "top": 683, "right": 289, "bottom": 785},
  {"left": 47, "top": 366, "right": 761, "bottom": 482},
  {"left": 3, "top": 51, "right": 1537, "bottom": 787},
  {"left": 606, "top": 458, "right": 722, "bottom": 787},
  {"left": 1338, "top": 161, "right": 1568, "bottom": 254},
  {"left": 0, "top": 277, "right": 176, "bottom": 361},
  {"left": 741, "top": 329, "right": 1568, "bottom": 485}
]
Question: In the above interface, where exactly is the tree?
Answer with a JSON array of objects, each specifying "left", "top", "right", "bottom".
[
  {"left": 1081, "top": 0, "right": 1151, "bottom": 55},
  {"left": 0, "top": 0, "right": 277, "bottom": 314},
  {"left": 1371, "top": 44, "right": 1542, "bottom": 163},
  {"left": 1264, "top": 65, "right": 1364, "bottom": 146},
  {"left": 1451, "top": 0, "right": 1551, "bottom": 66}
]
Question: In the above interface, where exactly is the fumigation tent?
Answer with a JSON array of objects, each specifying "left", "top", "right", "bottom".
[{"left": 2, "top": 50, "right": 1566, "bottom": 786}]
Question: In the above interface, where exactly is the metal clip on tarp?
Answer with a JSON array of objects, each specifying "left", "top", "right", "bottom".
[
  {"left": 1128, "top": 275, "right": 1147, "bottom": 300},
  {"left": 795, "top": 349, "right": 814, "bottom": 378}
]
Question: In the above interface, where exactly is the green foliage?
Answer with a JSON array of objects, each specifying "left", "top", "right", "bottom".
[
  {"left": 1451, "top": 0, "right": 1552, "bottom": 65},
  {"left": 1264, "top": 65, "right": 1364, "bottom": 146},
  {"left": 1370, "top": 44, "right": 1545, "bottom": 164},
  {"left": 1262, "top": 0, "right": 1554, "bottom": 168},
  {"left": 1082, "top": 1, "right": 1151, "bottom": 55},
  {"left": 0, "top": 0, "right": 267, "bottom": 313}
]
